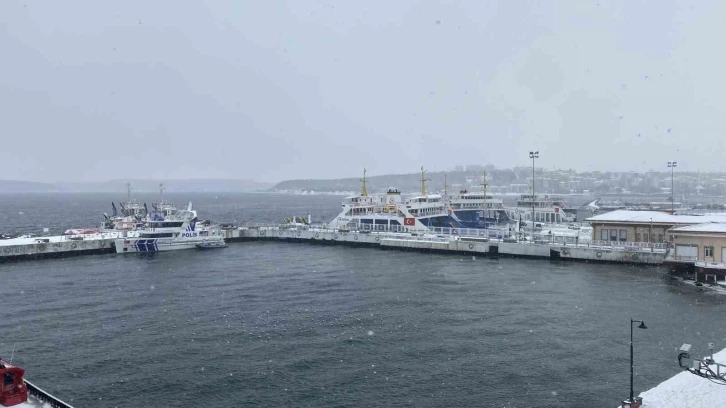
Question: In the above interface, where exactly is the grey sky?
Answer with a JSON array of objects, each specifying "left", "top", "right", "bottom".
[{"left": 1, "top": 0, "right": 723, "bottom": 182}]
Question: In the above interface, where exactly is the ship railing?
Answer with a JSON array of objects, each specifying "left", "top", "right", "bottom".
[
  {"left": 25, "top": 379, "right": 74, "bottom": 408},
  {"left": 428, "top": 227, "right": 512, "bottom": 239},
  {"left": 379, "top": 234, "right": 452, "bottom": 243},
  {"left": 586, "top": 240, "right": 668, "bottom": 252}
]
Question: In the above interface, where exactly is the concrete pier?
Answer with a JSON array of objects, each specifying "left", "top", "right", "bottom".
[
  {"left": 0, "top": 224, "right": 669, "bottom": 266},
  {"left": 0, "top": 233, "right": 119, "bottom": 262},
  {"left": 223, "top": 226, "right": 669, "bottom": 265}
]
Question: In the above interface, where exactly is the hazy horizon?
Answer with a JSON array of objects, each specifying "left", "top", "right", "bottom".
[{"left": 3, "top": 0, "right": 724, "bottom": 182}]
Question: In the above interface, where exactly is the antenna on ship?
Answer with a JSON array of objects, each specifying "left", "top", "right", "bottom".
[
  {"left": 159, "top": 182, "right": 164, "bottom": 201},
  {"left": 125, "top": 182, "right": 132, "bottom": 202},
  {"left": 360, "top": 168, "right": 369, "bottom": 197},
  {"left": 420, "top": 166, "right": 430, "bottom": 196},
  {"left": 444, "top": 174, "right": 448, "bottom": 198}
]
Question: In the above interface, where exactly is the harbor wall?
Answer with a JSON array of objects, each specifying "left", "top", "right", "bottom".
[
  {"left": 497, "top": 242, "right": 551, "bottom": 258},
  {"left": 0, "top": 238, "right": 116, "bottom": 262},
  {"left": 0, "top": 226, "right": 673, "bottom": 267},
  {"left": 553, "top": 246, "right": 667, "bottom": 264},
  {"left": 225, "top": 227, "right": 669, "bottom": 266}
]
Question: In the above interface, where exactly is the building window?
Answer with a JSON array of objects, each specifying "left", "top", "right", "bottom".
[
  {"left": 644, "top": 233, "right": 649, "bottom": 242},
  {"left": 705, "top": 246, "right": 714, "bottom": 257},
  {"left": 610, "top": 229, "right": 618, "bottom": 242},
  {"left": 619, "top": 230, "right": 627, "bottom": 242},
  {"left": 635, "top": 233, "right": 641, "bottom": 242},
  {"left": 601, "top": 229, "right": 608, "bottom": 241},
  {"left": 658, "top": 234, "right": 663, "bottom": 243}
]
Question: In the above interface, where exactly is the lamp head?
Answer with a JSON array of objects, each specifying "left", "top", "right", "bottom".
[{"left": 638, "top": 321, "right": 647, "bottom": 329}]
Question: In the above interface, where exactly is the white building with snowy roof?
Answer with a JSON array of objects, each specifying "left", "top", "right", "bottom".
[{"left": 585, "top": 210, "right": 726, "bottom": 245}]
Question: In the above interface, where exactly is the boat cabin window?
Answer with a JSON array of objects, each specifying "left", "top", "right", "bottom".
[
  {"left": 148, "top": 221, "right": 184, "bottom": 228},
  {"left": 140, "top": 232, "right": 174, "bottom": 238},
  {"left": 4, "top": 371, "right": 14, "bottom": 386}
]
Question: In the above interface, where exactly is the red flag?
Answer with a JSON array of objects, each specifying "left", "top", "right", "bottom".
[{"left": 404, "top": 217, "right": 415, "bottom": 226}]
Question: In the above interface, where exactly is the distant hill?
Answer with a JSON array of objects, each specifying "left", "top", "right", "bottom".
[
  {"left": 271, "top": 169, "right": 512, "bottom": 194},
  {"left": 0, "top": 180, "right": 57, "bottom": 192},
  {"left": 0, "top": 179, "right": 272, "bottom": 193},
  {"left": 56, "top": 179, "right": 273, "bottom": 192}
]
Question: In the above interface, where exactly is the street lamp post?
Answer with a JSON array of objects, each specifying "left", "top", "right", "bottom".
[
  {"left": 667, "top": 161, "right": 677, "bottom": 213},
  {"left": 529, "top": 151, "right": 539, "bottom": 235},
  {"left": 624, "top": 318, "right": 648, "bottom": 408}
]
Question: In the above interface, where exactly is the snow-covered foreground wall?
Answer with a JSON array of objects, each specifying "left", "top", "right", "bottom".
[{"left": 636, "top": 347, "right": 726, "bottom": 407}]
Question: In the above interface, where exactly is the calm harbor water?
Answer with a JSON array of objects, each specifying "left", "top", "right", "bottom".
[{"left": 1, "top": 193, "right": 725, "bottom": 407}]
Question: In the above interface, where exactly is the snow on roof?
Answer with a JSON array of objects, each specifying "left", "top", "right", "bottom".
[
  {"left": 586, "top": 210, "right": 726, "bottom": 225},
  {"left": 669, "top": 222, "right": 726, "bottom": 233},
  {"left": 638, "top": 347, "right": 726, "bottom": 408}
]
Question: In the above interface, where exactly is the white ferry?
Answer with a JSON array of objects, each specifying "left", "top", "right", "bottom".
[
  {"left": 115, "top": 203, "right": 224, "bottom": 253},
  {"left": 444, "top": 173, "right": 511, "bottom": 228},
  {"left": 326, "top": 168, "right": 463, "bottom": 232},
  {"left": 504, "top": 194, "right": 573, "bottom": 225}
]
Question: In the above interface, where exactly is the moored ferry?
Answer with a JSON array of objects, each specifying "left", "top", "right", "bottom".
[
  {"left": 327, "top": 168, "right": 463, "bottom": 232},
  {"left": 504, "top": 194, "right": 573, "bottom": 225},
  {"left": 444, "top": 173, "right": 511, "bottom": 228}
]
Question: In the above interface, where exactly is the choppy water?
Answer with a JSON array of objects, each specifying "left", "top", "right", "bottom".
[{"left": 1, "top": 193, "right": 725, "bottom": 407}]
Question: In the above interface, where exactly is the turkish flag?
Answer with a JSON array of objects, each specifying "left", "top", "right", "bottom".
[{"left": 404, "top": 217, "right": 415, "bottom": 226}]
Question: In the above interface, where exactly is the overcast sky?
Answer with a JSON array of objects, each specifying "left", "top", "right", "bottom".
[{"left": 1, "top": 0, "right": 724, "bottom": 182}]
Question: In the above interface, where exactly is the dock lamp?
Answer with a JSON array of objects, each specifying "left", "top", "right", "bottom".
[
  {"left": 667, "top": 161, "right": 677, "bottom": 213},
  {"left": 622, "top": 319, "right": 647, "bottom": 408},
  {"left": 529, "top": 151, "right": 539, "bottom": 235}
]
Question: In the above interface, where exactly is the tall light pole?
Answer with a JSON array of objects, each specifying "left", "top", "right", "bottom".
[
  {"left": 667, "top": 161, "right": 677, "bottom": 213},
  {"left": 625, "top": 318, "right": 648, "bottom": 407},
  {"left": 529, "top": 151, "right": 539, "bottom": 234}
]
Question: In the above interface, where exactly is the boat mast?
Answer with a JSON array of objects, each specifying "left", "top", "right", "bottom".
[
  {"left": 126, "top": 182, "right": 131, "bottom": 202},
  {"left": 360, "top": 168, "right": 368, "bottom": 197},
  {"left": 420, "top": 166, "right": 430, "bottom": 196},
  {"left": 481, "top": 171, "right": 488, "bottom": 209},
  {"left": 444, "top": 174, "right": 448, "bottom": 198},
  {"left": 159, "top": 182, "right": 165, "bottom": 201}
]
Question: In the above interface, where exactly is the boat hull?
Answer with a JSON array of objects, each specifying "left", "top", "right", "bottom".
[
  {"left": 115, "top": 238, "right": 223, "bottom": 253},
  {"left": 417, "top": 215, "right": 463, "bottom": 229},
  {"left": 452, "top": 209, "right": 512, "bottom": 228}
]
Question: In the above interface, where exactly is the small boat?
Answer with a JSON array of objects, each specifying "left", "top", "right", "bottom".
[
  {"left": 196, "top": 240, "right": 227, "bottom": 249},
  {"left": 0, "top": 357, "right": 74, "bottom": 407},
  {"left": 115, "top": 202, "right": 225, "bottom": 254}
]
